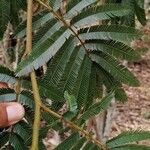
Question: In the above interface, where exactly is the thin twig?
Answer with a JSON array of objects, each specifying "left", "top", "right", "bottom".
[
  {"left": 31, "top": 1, "right": 109, "bottom": 149},
  {"left": 36, "top": 0, "right": 89, "bottom": 53},
  {"left": 40, "top": 104, "right": 108, "bottom": 150},
  {"left": 26, "top": 0, "right": 42, "bottom": 149}
]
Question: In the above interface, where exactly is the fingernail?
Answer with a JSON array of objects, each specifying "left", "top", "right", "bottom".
[{"left": 6, "top": 104, "right": 25, "bottom": 123}]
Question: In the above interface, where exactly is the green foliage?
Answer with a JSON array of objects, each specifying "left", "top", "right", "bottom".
[
  {"left": 0, "top": 0, "right": 149, "bottom": 150},
  {"left": 55, "top": 133, "right": 80, "bottom": 150},
  {"left": 0, "top": 0, "right": 10, "bottom": 39},
  {"left": 111, "top": 144, "right": 150, "bottom": 150},
  {"left": 90, "top": 53, "right": 139, "bottom": 86},
  {"left": 107, "top": 131, "right": 150, "bottom": 148},
  {"left": 64, "top": 91, "right": 78, "bottom": 112},
  {"left": 0, "top": 0, "right": 26, "bottom": 39},
  {"left": 0, "top": 65, "right": 16, "bottom": 84},
  {"left": 79, "top": 91, "right": 114, "bottom": 121},
  {"left": 0, "top": 88, "right": 16, "bottom": 102}
]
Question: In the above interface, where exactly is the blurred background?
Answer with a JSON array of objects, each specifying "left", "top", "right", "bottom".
[{"left": 110, "top": 0, "right": 150, "bottom": 143}]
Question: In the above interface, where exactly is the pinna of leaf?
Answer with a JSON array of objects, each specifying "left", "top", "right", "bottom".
[{"left": 0, "top": 0, "right": 149, "bottom": 150}]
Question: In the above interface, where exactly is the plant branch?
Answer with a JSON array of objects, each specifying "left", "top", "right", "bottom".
[
  {"left": 15, "top": 79, "right": 21, "bottom": 102},
  {"left": 36, "top": 0, "right": 89, "bottom": 53},
  {"left": 40, "top": 104, "right": 108, "bottom": 150},
  {"left": 32, "top": 1, "right": 109, "bottom": 149},
  {"left": 26, "top": 0, "right": 42, "bottom": 149}
]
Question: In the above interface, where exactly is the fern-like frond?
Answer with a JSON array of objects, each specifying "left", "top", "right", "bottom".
[
  {"left": 16, "top": 28, "right": 71, "bottom": 76},
  {"left": 96, "top": 66, "right": 128, "bottom": 102},
  {"left": 13, "top": 121, "right": 32, "bottom": 145},
  {"left": 15, "top": 10, "right": 53, "bottom": 38},
  {"left": 72, "top": 56, "right": 92, "bottom": 108},
  {"left": 85, "top": 40, "right": 141, "bottom": 61},
  {"left": 0, "top": 132, "right": 9, "bottom": 148},
  {"left": 72, "top": 4, "right": 131, "bottom": 27},
  {"left": 90, "top": 53, "right": 139, "bottom": 86},
  {"left": 111, "top": 144, "right": 150, "bottom": 150},
  {"left": 0, "top": 89, "right": 16, "bottom": 102},
  {"left": 32, "top": 20, "right": 61, "bottom": 49},
  {"left": 19, "top": 91, "right": 34, "bottom": 109},
  {"left": 107, "top": 130, "right": 150, "bottom": 148},
  {"left": 9, "top": 133, "right": 28, "bottom": 150},
  {"left": 43, "top": 37, "right": 76, "bottom": 88},
  {"left": 49, "top": 0, "right": 61, "bottom": 11},
  {"left": 79, "top": 91, "right": 114, "bottom": 121},
  {"left": 71, "top": 137, "right": 86, "bottom": 150},
  {"left": 134, "top": 1, "right": 146, "bottom": 26},
  {"left": 79, "top": 25, "right": 142, "bottom": 43},
  {"left": 0, "top": 0, "right": 10, "bottom": 39},
  {"left": 38, "top": 81, "right": 64, "bottom": 102},
  {"left": 55, "top": 133, "right": 79, "bottom": 150},
  {"left": 62, "top": 47, "right": 85, "bottom": 93},
  {"left": 66, "top": 0, "right": 97, "bottom": 18},
  {"left": 0, "top": 65, "right": 16, "bottom": 84},
  {"left": 82, "top": 142, "right": 96, "bottom": 150}
]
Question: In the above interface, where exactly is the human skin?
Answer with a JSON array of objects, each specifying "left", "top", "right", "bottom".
[{"left": 0, "top": 82, "right": 25, "bottom": 128}]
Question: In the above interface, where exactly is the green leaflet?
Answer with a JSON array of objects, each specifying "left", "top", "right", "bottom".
[
  {"left": 82, "top": 142, "right": 96, "bottom": 150},
  {"left": 13, "top": 121, "right": 32, "bottom": 145},
  {"left": 71, "top": 137, "right": 86, "bottom": 150},
  {"left": 79, "top": 25, "right": 142, "bottom": 43},
  {"left": 107, "top": 131, "right": 150, "bottom": 148},
  {"left": 66, "top": 0, "right": 97, "bottom": 18},
  {"left": 55, "top": 133, "right": 79, "bottom": 150},
  {"left": 64, "top": 91, "right": 78, "bottom": 112},
  {"left": 9, "top": 133, "right": 28, "bottom": 150},
  {"left": 90, "top": 53, "right": 139, "bottom": 86},
  {"left": 62, "top": 47, "right": 85, "bottom": 93},
  {"left": 0, "top": 89, "right": 16, "bottom": 102},
  {"left": 16, "top": 28, "right": 72, "bottom": 76},
  {"left": 134, "top": 0, "right": 146, "bottom": 26},
  {"left": 0, "top": 132, "right": 9, "bottom": 148},
  {"left": 121, "top": 0, "right": 146, "bottom": 26},
  {"left": 38, "top": 80, "right": 64, "bottom": 102},
  {"left": 72, "top": 56, "right": 92, "bottom": 108},
  {"left": 15, "top": 11, "right": 53, "bottom": 38},
  {"left": 0, "top": 65, "right": 16, "bottom": 84},
  {"left": 84, "top": 64, "right": 97, "bottom": 109},
  {"left": 48, "top": 0, "right": 61, "bottom": 11},
  {"left": 42, "top": 112, "right": 61, "bottom": 130},
  {"left": 19, "top": 91, "right": 34, "bottom": 109},
  {"left": 111, "top": 144, "right": 150, "bottom": 150},
  {"left": 79, "top": 91, "right": 114, "bottom": 121},
  {"left": 72, "top": 4, "right": 131, "bottom": 27},
  {"left": 33, "top": 21, "right": 62, "bottom": 49},
  {"left": 85, "top": 40, "right": 141, "bottom": 61},
  {"left": 0, "top": 89, "right": 34, "bottom": 108},
  {"left": 97, "top": 66, "right": 128, "bottom": 102},
  {"left": 43, "top": 44, "right": 86, "bottom": 95},
  {"left": 0, "top": 0, "right": 10, "bottom": 39},
  {"left": 43, "top": 37, "right": 76, "bottom": 88},
  {"left": 21, "top": 79, "right": 64, "bottom": 102}
]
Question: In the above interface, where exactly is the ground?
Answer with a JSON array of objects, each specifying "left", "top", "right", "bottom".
[
  {"left": 111, "top": 51, "right": 150, "bottom": 136},
  {"left": 111, "top": 13, "right": 150, "bottom": 144}
]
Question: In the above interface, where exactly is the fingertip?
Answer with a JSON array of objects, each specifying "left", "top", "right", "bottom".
[{"left": 6, "top": 103, "right": 25, "bottom": 125}]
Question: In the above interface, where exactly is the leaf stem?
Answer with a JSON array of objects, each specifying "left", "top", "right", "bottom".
[
  {"left": 31, "top": 1, "right": 108, "bottom": 149},
  {"left": 30, "top": 72, "right": 42, "bottom": 150},
  {"left": 40, "top": 104, "right": 108, "bottom": 150},
  {"left": 26, "top": 0, "right": 42, "bottom": 149},
  {"left": 36, "top": 0, "right": 89, "bottom": 53}
]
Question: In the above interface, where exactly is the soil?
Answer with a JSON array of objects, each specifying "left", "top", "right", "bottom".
[
  {"left": 111, "top": 52, "right": 150, "bottom": 138},
  {"left": 111, "top": 12, "right": 150, "bottom": 144}
]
